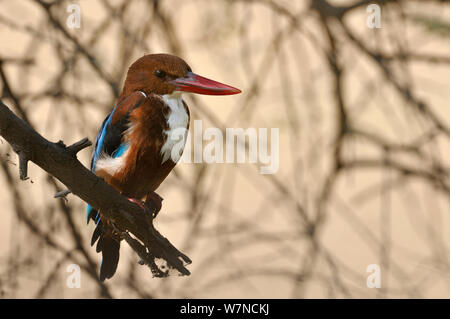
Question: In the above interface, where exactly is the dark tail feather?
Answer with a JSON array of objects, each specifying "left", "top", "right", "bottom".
[
  {"left": 91, "top": 223, "right": 102, "bottom": 246},
  {"left": 99, "top": 237, "right": 120, "bottom": 281},
  {"left": 91, "top": 221, "right": 120, "bottom": 281}
]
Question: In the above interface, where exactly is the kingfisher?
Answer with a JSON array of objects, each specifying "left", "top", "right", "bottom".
[{"left": 86, "top": 54, "right": 241, "bottom": 281}]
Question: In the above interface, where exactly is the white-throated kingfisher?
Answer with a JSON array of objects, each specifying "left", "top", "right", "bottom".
[{"left": 86, "top": 54, "right": 241, "bottom": 281}]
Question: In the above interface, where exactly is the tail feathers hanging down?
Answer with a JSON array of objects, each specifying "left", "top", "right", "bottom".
[
  {"left": 99, "top": 236, "right": 120, "bottom": 281},
  {"left": 90, "top": 218, "right": 121, "bottom": 281}
]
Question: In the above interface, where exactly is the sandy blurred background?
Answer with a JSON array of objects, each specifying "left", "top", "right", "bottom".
[{"left": 1, "top": 0, "right": 450, "bottom": 298}]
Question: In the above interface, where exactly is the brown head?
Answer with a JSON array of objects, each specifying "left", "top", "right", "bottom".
[{"left": 120, "top": 53, "right": 241, "bottom": 100}]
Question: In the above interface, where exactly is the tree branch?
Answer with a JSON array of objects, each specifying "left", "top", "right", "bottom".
[{"left": 0, "top": 99, "right": 191, "bottom": 278}]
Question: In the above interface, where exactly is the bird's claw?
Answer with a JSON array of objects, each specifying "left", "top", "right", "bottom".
[
  {"left": 145, "top": 192, "right": 163, "bottom": 219},
  {"left": 127, "top": 197, "right": 146, "bottom": 210},
  {"left": 127, "top": 193, "right": 163, "bottom": 219}
]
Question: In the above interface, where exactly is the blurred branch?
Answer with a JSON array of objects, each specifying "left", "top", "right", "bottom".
[{"left": 34, "top": 0, "right": 119, "bottom": 96}]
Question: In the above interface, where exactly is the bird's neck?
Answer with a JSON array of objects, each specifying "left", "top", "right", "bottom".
[{"left": 161, "top": 91, "right": 183, "bottom": 107}]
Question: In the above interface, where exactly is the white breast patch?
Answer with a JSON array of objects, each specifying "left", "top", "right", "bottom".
[
  {"left": 95, "top": 148, "right": 130, "bottom": 176},
  {"left": 160, "top": 92, "right": 189, "bottom": 163}
]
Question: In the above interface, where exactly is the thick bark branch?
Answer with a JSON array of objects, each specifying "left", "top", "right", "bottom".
[{"left": 0, "top": 99, "right": 191, "bottom": 278}]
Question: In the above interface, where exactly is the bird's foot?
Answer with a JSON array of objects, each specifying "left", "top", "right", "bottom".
[
  {"left": 126, "top": 193, "right": 163, "bottom": 219},
  {"left": 127, "top": 197, "right": 146, "bottom": 210},
  {"left": 144, "top": 191, "right": 163, "bottom": 219}
]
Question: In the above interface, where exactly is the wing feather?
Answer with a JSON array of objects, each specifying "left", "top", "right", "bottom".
[{"left": 86, "top": 91, "right": 147, "bottom": 222}]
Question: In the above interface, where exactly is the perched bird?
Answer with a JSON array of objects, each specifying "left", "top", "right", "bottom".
[{"left": 86, "top": 54, "right": 241, "bottom": 281}]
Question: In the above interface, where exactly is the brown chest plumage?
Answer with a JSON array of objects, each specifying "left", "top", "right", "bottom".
[{"left": 97, "top": 94, "right": 189, "bottom": 199}]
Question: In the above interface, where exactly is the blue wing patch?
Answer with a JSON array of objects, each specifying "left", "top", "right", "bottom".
[
  {"left": 86, "top": 92, "right": 142, "bottom": 223},
  {"left": 92, "top": 111, "right": 117, "bottom": 170},
  {"left": 87, "top": 107, "right": 118, "bottom": 223},
  {"left": 112, "top": 143, "right": 129, "bottom": 158}
]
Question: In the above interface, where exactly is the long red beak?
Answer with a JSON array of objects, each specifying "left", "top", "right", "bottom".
[{"left": 171, "top": 72, "right": 241, "bottom": 95}]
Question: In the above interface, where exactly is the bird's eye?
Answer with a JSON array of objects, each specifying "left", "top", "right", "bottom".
[{"left": 154, "top": 70, "right": 166, "bottom": 78}]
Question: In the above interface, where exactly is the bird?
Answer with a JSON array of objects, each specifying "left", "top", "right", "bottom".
[{"left": 86, "top": 53, "right": 241, "bottom": 281}]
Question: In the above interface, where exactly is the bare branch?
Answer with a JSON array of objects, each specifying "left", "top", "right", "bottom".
[{"left": 0, "top": 99, "right": 191, "bottom": 278}]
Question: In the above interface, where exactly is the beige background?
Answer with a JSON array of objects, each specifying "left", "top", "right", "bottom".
[{"left": 1, "top": 0, "right": 450, "bottom": 298}]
